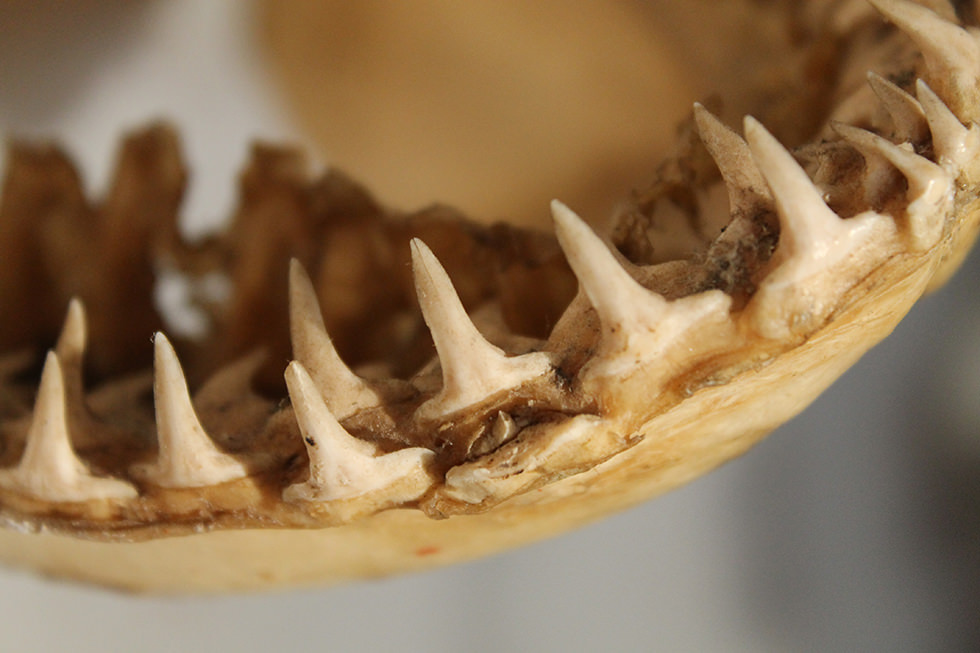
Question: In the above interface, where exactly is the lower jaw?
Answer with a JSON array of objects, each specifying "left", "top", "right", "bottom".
[{"left": 0, "top": 0, "right": 978, "bottom": 593}]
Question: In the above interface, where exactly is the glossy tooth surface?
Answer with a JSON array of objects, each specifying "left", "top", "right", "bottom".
[
  {"left": 130, "top": 333, "right": 248, "bottom": 488},
  {"left": 0, "top": 352, "right": 137, "bottom": 502},
  {"left": 551, "top": 200, "right": 731, "bottom": 379},
  {"left": 916, "top": 79, "right": 980, "bottom": 177},
  {"left": 866, "top": 71, "right": 929, "bottom": 143},
  {"left": 283, "top": 362, "right": 433, "bottom": 503},
  {"left": 869, "top": 0, "right": 980, "bottom": 120},
  {"left": 834, "top": 121, "right": 952, "bottom": 249},
  {"left": 289, "top": 259, "right": 381, "bottom": 420},
  {"left": 693, "top": 103, "right": 772, "bottom": 215},
  {"left": 744, "top": 117, "right": 895, "bottom": 337},
  {"left": 411, "top": 239, "right": 552, "bottom": 419}
]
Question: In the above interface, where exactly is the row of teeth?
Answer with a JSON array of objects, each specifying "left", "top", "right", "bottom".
[{"left": 0, "top": 0, "right": 975, "bottom": 514}]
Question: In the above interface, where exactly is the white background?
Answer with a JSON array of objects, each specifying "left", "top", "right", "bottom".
[{"left": 0, "top": 2, "right": 977, "bottom": 651}]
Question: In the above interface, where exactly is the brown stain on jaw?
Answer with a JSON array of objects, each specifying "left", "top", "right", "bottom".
[{"left": 1, "top": 0, "right": 980, "bottom": 592}]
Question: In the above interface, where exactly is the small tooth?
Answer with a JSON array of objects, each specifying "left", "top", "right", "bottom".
[
  {"left": 834, "top": 121, "right": 951, "bottom": 249},
  {"left": 869, "top": 0, "right": 980, "bottom": 120},
  {"left": 52, "top": 298, "right": 101, "bottom": 443},
  {"left": 130, "top": 333, "right": 247, "bottom": 488},
  {"left": 743, "top": 117, "right": 895, "bottom": 337},
  {"left": 0, "top": 352, "right": 137, "bottom": 502},
  {"left": 551, "top": 200, "right": 731, "bottom": 377},
  {"left": 283, "top": 362, "right": 434, "bottom": 503},
  {"left": 916, "top": 79, "right": 980, "bottom": 174},
  {"left": 411, "top": 239, "right": 552, "bottom": 419},
  {"left": 289, "top": 259, "right": 381, "bottom": 420},
  {"left": 866, "top": 72, "right": 930, "bottom": 143},
  {"left": 693, "top": 103, "right": 772, "bottom": 216}
]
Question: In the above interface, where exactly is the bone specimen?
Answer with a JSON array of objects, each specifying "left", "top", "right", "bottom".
[{"left": 0, "top": 0, "right": 978, "bottom": 592}]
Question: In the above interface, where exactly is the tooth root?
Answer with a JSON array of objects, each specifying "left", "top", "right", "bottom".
[
  {"left": 693, "top": 103, "right": 772, "bottom": 215},
  {"left": 551, "top": 200, "right": 731, "bottom": 377},
  {"left": 916, "top": 79, "right": 980, "bottom": 174},
  {"left": 411, "top": 239, "right": 552, "bottom": 419},
  {"left": 866, "top": 71, "right": 930, "bottom": 143},
  {"left": 869, "top": 0, "right": 980, "bottom": 120},
  {"left": 283, "top": 362, "right": 433, "bottom": 503},
  {"left": 289, "top": 259, "right": 381, "bottom": 420},
  {"left": 0, "top": 352, "right": 137, "bottom": 502},
  {"left": 131, "top": 333, "right": 247, "bottom": 488},
  {"left": 833, "top": 121, "right": 951, "bottom": 249}
]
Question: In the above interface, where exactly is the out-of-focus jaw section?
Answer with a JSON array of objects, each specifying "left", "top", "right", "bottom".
[{"left": 0, "top": 0, "right": 979, "bottom": 592}]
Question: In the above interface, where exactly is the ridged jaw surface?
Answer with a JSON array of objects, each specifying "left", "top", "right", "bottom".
[{"left": 1, "top": 0, "right": 979, "bottom": 592}]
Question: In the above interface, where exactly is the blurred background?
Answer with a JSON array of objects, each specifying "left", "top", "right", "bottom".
[{"left": 0, "top": 1, "right": 977, "bottom": 651}]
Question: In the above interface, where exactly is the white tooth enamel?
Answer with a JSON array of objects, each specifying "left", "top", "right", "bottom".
[
  {"left": 834, "top": 121, "right": 952, "bottom": 249},
  {"left": 866, "top": 71, "right": 929, "bottom": 143},
  {"left": 130, "top": 333, "right": 248, "bottom": 488},
  {"left": 289, "top": 259, "right": 381, "bottom": 420},
  {"left": 551, "top": 200, "right": 731, "bottom": 378},
  {"left": 410, "top": 239, "right": 553, "bottom": 419},
  {"left": 283, "top": 361, "right": 434, "bottom": 503},
  {"left": 743, "top": 117, "right": 896, "bottom": 338},
  {"left": 0, "top": 352, "right": 137, "bottom": 502},
  {"left": 869, "top": 0, "right": 980, "bottom": 120},
  {"left": 52, "top": 298, "right": 103, "bottom": 445},
  {"left": 693, "top": 103, "right": 772, "bottom": 215},
  {"left": 916, "top": 79, "right": 980, "bottom": 176}
]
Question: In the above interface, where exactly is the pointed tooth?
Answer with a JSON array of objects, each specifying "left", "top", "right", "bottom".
[
  {"left": 551, "top": 200, "right": 731, "bottom": 378},
  {"left": 130, "top": 333, "right": 247, "bottom": 488},
  {"left": 693, "top": 103, "right": 772, "bottom": 215},
  {"left": 289, "top": 259, "right": 381, "bottom": 419},
  {"left": 869, "top": 0, "right": 980, "bottom": 120},
  {"left": 833, "top": 121, "right": 951, "bottom": 249},
  {"left": 411, "top": 239, "right": 552, "bottom": 419},
  {"left": 283, "top": 362, "right": 433, "bottom": 503},
  {"left": 551, "top": 200, "right": 669, "bottom": 330},
  {"left": 866, "top": 72, "right": 930, "bottom": 143},
  {"left": 0, "top": 352, "right": 137, "bottom": 502},
  {"left": 916, "top": 79, "right": 980, "bottom": 175},
  {"left": 743, "top": 117, "right": 896, "bottom": 337},
  {"left": 743, "top": 117, "right": 850, "bottom": 259}
]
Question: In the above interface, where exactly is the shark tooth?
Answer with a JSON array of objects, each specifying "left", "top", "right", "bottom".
[
  {"left": 693, "top": 102, "right": 772, "bottom": 216},
  {"left": 551, "top": 200, "right": 732, "bottom": 382},
  {"left": 915, "top": 78, "right": 980, "bottom": 179},
  {"left": 868, "top": 0, "right": 980, "bottom": 121},
  {"left": 289, "top": 259, "right": 383, "bottom": 419},
  {"left": 129, "top": 333, "right": 248, "bottom": 488},
  {"left": 0, "top": 352, "right": 136, "bottom": 502},
  {"left": 833, "top": 121, "right": 952, "bottom": 249},
  {"left": 410, "top": 238, "right": 553, "bottom": 419},
  {"left": 866, "top": 71, "right": 930, "bottom": 143},
  {"left": 743, "top": 116, "right": 897, "bottom": 338},
  {"left": 283, "top": 361, "right": 434, "bottom": 504}
]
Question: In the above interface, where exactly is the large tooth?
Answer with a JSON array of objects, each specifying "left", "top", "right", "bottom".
[
  {"left": 743, "top": 117, "right": 895, "bottom": 337},
  {"left": 869, "top": 0, "right": 980, "bottom": 120},
  {"left": 834, "top": 121, "right": 952, "bottom": 249},
  {"left": 289, "top": 259, "right": 381, "bottom": 419},
  {"left": 916, "top": 79, "right": 980, "bottom": 177},
  {"left": 693, "top": 103, "right": 772, "bottom": 215},
  {"left": 130, "top": 333, "right": 248, "bottom": 488},
  {"left": 283, "top": 362, "right": 434, "bottom": 503},
  {"left": 866, "top": 71, "right": 929, "bottom": 143},
  {"left": 0, "top": 352, "right": 137, "bottom": 502},
  {"left": 551, "top": 200, "right": 731, "bottom": 378},
  {"left": 410, "top": 239, "right": 552, "bottom": 419}
]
